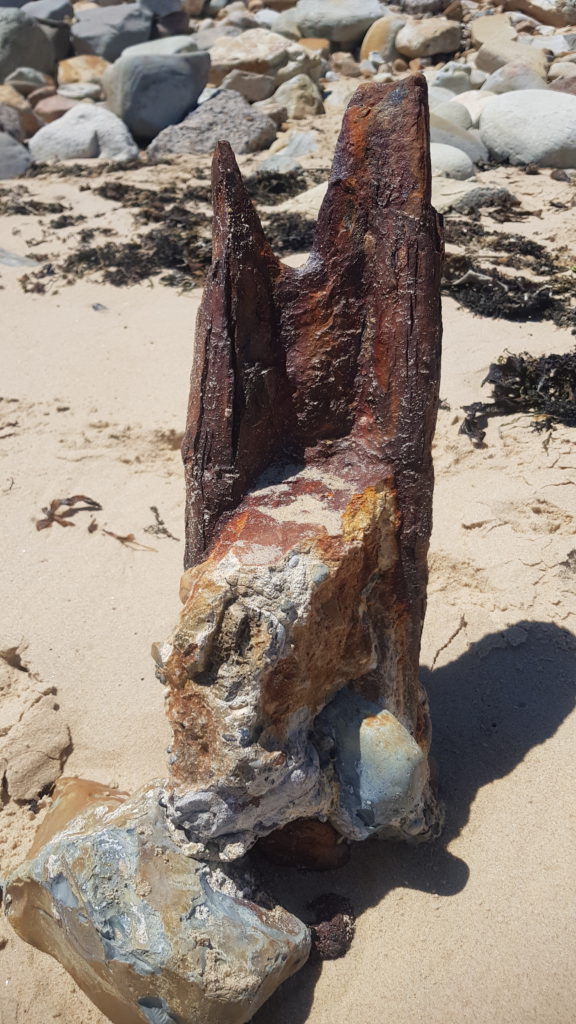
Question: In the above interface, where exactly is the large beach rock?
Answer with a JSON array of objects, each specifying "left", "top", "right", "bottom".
[
  {"left": 0, "top": 9, "right": 54, "bottom": 79},
  {"left": 432, "top": 99, "right": 472, "bottom": 129},
  {"left": 451, "top": 88, "right": 495, "bottom": 126},
  {"left": 395, "top": 18, "right": 461, "bottom": 59},
  {"left": 4, "top": 781, "right": 310, "bottom": 1024},
  {"left": 479, "top": 89, "right": 576, "bottom": 167},
  {"left": 294, "top": 0, "right": 388, "bottom": 47},
  {"left": 103, "top": 51, "right": 210, "bottom": 142},
  {"left": 148, "top": 88, "right": 277, "bottom": 156},
  {"left": 271, "top": 71, "right": 324, "bottom": 117},
  {"left": 208, "top": 27, "right": 319, "bottom": 85},
  {"left": 71, "top": 4, "right": 153, "bottom": 62},
  {"left": 0, "top": 101, "right": 23, "bottom": 139},
  {"left": 29, "top": 103, "right": 138, "bottom": 161},
  {"left": 0, "top": 127, "right": 30, "bottom": 177}
]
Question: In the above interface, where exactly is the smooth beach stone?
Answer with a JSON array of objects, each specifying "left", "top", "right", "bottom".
[
  {"left": 29, "top": 102, "right": 138, "bottom": 161},
  {"left": 479, "top": 89, "right": 576, "bottom": 167},
  {"left": 5, "top": 782, "right": 310, "bottom": 1024},
  {"left": 294, "top": 0, "right": 388, "bottom": 47},
  {"left": 103, "top": 51, "right": 210, "bottom": 142},
  {"left": 481, "top": 59, "right": 548, "bottom": 93},
  {"left": 432, "top": 99, "right": 472, "bottom": 130},
  {"left": 21, "top": 0, "right": 73, "bottom": 21},
  {"left": 120, "top": 34, "right": 199, "bottom": 57},
  {"left": 271, "top": 71, "right": 324, "bottom": 117},
  {"left": 57, "top": 54, "right": 110, "bottom": 84},
  {"left": 220, "top": 69, "right": 276, "bottom": 101},
  {"left": 5, "top": 65, "right": 52, "bottom": 94},
  {"left": 430, "top": 112, "right": 488, "bottom": 163},
  {"left": 359, "top": 14, "right": 406, "bottom": 62},
  {"left": 395, "top": 18, "right": 462, "bottom": 59},
  {"left": 430, "top": 140, "right": 475, "bottom": 179},
  {"left": 0, "top": 127, "right": 31, "bottom": 177}
]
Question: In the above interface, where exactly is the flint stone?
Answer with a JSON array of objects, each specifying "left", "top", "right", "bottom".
[
  {"left": 147, "top": 87, "right": 276, "bottom": 156},
  {"left": 430, "top": 112, "right": 488, "bottom": 163},
  {"left": 479, "top": 89, "right": 576, "bottom": 167},
  {"left": 71, "top": 4, "right": 153, "bottom": 62},
  {"left": 0, "top": 9, "right": 55, "bottom": 79},
  {"left": 103, "top": 52, "right": 210, "bottom": 142},
  {"left": 430, "top": 140, "right": 475, "bottom": 178},
  {"left": 0, "top": 128, "right": 30, "bottom": 177},
  {"left": 271, "top": 72, "right": 324, "bottom": 117},
  {"left": 57, "top": 54, "right": 110, "bottom": 83},
  {"left": 29, "top": 102, "right": 138, "bottom": 161},
  {"left": 121, "top": 34, "right": 200, "bottom": 57},
  {"left": 221, "top": 68, "right": 276, "bottom": 101},
  {"left": 294, "top": 0, "right": 389, "bottom": 47},
  {"left": 481, "top": 59, "right": 548, "bottom": 92},
  {"left": 395, "top": 18, "right": 461, "bottom": 59},
  {"left": 5, "top": 781, "right": 310, "bottom": 1024},
  {"left": 21, "top": 0, "right": 73, "bottom": 20}
]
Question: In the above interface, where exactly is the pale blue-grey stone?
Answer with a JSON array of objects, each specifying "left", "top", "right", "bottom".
[
  {"left": 103, "top": 51, "right": 210, "bottom": 142},
  {"left": 0, "top": 129, "right": 31, "bottom": 178},
  {"left": 4, "top": 784, "right": 310, "bottom": 1024}
]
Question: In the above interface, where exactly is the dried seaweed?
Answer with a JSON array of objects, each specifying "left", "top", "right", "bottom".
[
  {"left": 101, "top": 529, "right": 156, "bottom": 551},
  {"left": 262, "top": 212, "right": 316, "bottom": 255},
  {"left": 144, "top": 506, "right": 179, "bottom": 542},
  {"left": 36, "top": 495, "right": 102, "bottom": 530},
  {"left": 0, "top": 189, "right": 66, "bottom": 216}
]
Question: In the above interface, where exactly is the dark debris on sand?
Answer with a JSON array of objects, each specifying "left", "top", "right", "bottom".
[{"left": 307, "top": 893, "right": 356, "bottom": 962}]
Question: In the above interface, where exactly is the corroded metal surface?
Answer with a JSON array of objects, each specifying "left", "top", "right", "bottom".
[{"left": 160, "top": 74, "right": 444, "bottom": 860}]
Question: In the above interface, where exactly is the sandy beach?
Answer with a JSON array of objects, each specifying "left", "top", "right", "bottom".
[{"left": 1, "top": 145, "right": 575, "bottom": 1024}]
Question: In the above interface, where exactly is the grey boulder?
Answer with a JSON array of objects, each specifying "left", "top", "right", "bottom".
[
  {"left": 120, "top": 35, "right": 199, "bottom": 58},
  {"left": 479, "top": 89, "right": 576, "bottom": 167},
  {"left": 0, "top": 9, "right": 54, "bottom": 79},
  {"left": 21, "top": 0, "right": 73, "bottom": 21},
  {"left": 103, "top": 51, "right": 210, "bottom": 142},
  {"left": 0, "top": 102, "right": 24, "bottom": 140},
  {"left": 71, "top": 4, "right": 153, "bottom": 63},
  {"left": 481, "top": 60, "right": 548, "bottom": 94},
  {"left": 148, "top": 88, "right": 277, "bottom": 157},
  {"left": 4, "top": 782, "right": 310, "bottom": 1024},
  {"left": 0, "top": 128, "right": 30, "bottom": 177},
  {"left": 430, "top": 141, "right": 475, "bottom": 180},
  {"left": 29, "top": 103, "right": 138, "bottom": 162},
  {"left": 295, "top": 0, "right": 389, "bottom": 47}
]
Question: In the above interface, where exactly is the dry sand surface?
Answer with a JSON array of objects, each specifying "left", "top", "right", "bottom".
[{"left": 0, "top": 152, "right": 575, "bottom": 1024}]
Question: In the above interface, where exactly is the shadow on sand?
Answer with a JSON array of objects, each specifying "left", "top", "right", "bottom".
[{"left": 252, "top": 620, "right": 576, "bottom": 1024}]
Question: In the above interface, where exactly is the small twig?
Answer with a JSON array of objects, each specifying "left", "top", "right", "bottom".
[{"left": 144, "top": 505, "right": 179, "bottom": 542}]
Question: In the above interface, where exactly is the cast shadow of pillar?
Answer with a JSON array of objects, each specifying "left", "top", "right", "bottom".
[{"left": 253, "top": 620, "right": 576, "bottom": 1024}]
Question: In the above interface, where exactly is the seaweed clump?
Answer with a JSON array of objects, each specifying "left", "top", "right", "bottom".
[{"left": 460, "top": 349, "right": 576, "bottom": 443}]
